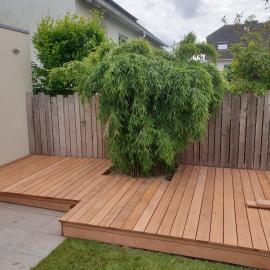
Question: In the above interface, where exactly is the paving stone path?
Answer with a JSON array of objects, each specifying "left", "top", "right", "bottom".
[{"left": 0, "top": 202, "right": 65, "bottom": 270}]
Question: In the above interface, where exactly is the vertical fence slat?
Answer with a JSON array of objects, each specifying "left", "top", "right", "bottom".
[
  {"left": 33, "top": 95, "right": 42, "bottom": 154},
  {"left": 200, "top": 124, "right": 209, "bottom": 165},
  {"left": 74, "top": 93, "right": 82, "bottom": 157},
  {"left": 51, "top": 97, "right": 60, "bottom": 156},
  {"left": 193, "top": 141, "right": 199, "bottom": 165},
  {"left": 92, "top": 97, "right": 98, "bottom": 158},
  {"left": 26, "top": 93, "right": 36, "bottom": 154},
  {"left": 238, "top": 94, "right": 248, "bottom": 168},
  {"left": 80, "top": 102, "right": 87, "bottom": 158},
  {"left": 85, "top": 101, "right": 93, "bottom": 157},
  {"left": 57, "top": 95, "right": 66, "bottom": 157},
  {"left": 260, "top": 92, "right": 270, "bottom": 169},
  {"left": 208, "top": 115, "right": 216, "bottom": 166},
  {"left": 214, "top": 107, "right": 222, "bottom": 166},
  {"left": 254, "top": 96, "right": 264, "bottom": 169},
  {"left": 38, "top": 93, "right": 48, "bottom": 155},
  {"left": 186, "top": 144, "right": 194, "bottom": 164},
  {"left": 245, "top": 95, "right": 257, "bottom": 168},
  {"left": 45, "top": 95, "right": 54, "bottom": 155},
  {"left": 27, "top": 91, "right": 270, "bottom": 170},
  {"left": 229, "top": 95, "right": 240, "bottom": 168},
  {"left": 63, "top": 97, "right": 71, "bottom": 156},
  {"left": 221, "top": 92, "right": 232, "bottom": 167},
  {"left": 96, "top": 96, "right": 103, "bottom": 159},
  {"left": 68, "top": 95, "right": 77, "bottom": 157}
]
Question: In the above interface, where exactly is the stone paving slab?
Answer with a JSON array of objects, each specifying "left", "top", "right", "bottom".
[{"left": 0, "top": 203, "right": 65, "bottom": 270}]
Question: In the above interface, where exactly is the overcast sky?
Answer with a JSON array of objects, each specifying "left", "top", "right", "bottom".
[{"left": 115, "top": 0, "right": 269, "bottom": 46}]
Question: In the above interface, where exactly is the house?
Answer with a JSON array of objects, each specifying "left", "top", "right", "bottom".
[
  {"left": 0, "top": 0, "right": 166, "bottom": 59},
  {"left": 206, "top": 22, "right": 265, "bottom": 70},
  {"left": 0, "top": 24, "right": 32, "bottom": 165}
]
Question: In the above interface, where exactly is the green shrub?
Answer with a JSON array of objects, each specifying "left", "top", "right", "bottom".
[
  {"left": 76, "top": 38, "right": 225, "bottom": 176},
  {"left": 226, "top": 42, "right": 270, "bottom": 95},
  {"left": 224, "top": 18, "right": 270, "bottom": 95},
  {"left": 32, "top": 12, "right": 106, "bottom": 94}
]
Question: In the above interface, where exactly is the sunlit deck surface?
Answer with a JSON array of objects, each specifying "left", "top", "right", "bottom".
[{"left": 0, "top": 155, "right": 270, "bottom": 269}]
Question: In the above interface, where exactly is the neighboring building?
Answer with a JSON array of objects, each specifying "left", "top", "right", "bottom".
[
  {"left": 206, "top": 22, "right": 264, "bottom": 70},
  {"left": 0, "top": 0, "right": 166, "bottom": 59},
  {"left": 0, "top": 24, "right": 32, "bottom": 165}
]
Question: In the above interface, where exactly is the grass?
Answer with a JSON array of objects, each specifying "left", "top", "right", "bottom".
[{"left": 32, "top": 238, "right": 252, "bottom": 270}]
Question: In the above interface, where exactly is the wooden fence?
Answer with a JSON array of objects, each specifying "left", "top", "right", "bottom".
[
  {"left": 181, "top": 91, "right": 270, "bottom": 170},
  {"left": 27, "top": 91, "right": 270, "bottom": 170},
  {"left": 26, "top": 92, "right": 107, "bottom": 159}
]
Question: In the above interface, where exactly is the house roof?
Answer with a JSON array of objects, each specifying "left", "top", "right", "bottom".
[
  {"left": 206, "top": 22, "right": 265, "bottom": 59},
  {"left": 103, "top": 0, "right": 138, "bottom": 22},
  {"left": 86, "top": 0, "right": 167, "bottom": 47},
  {"left": 0, "top": 23, "right": 29, "bottom": 34}
]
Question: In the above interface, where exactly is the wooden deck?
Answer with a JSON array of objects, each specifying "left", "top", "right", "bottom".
[{"left": 0, "top": 155, "right": 270, "bottom": 269}]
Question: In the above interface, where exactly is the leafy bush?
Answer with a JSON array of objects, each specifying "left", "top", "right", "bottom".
[
  {"left": 74, "top": 37, "right": 225, "bottom": 176},
  {"left": 224, "top": 18, "right": 270, "bottom": 95},
  {"left": 226, "top": 41, "right": 270, "bottom": 95},
  {"left": 32, "top": 12, "right": 106, "bottom": 94}
]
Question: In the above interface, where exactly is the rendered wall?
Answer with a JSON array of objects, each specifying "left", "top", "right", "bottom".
[
  {"left": 0, "top": 0, "right": 76, "bottom": 59},
  {"left": 0, "top": 27, "right": 32, "bottom": 165}
]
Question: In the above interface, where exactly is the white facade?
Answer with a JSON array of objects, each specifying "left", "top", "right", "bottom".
[
  {"left": 0, "top": 0, "right": 76, "bottom": 59},
  {"left": 0, "top": 26, "right": 32, "bottom": 165},
  {"left": 216, "top": 59, "right": 231, "bottom": 71},
  {"left": 0, "top": 0, "right": 163, "bottom": 60}
]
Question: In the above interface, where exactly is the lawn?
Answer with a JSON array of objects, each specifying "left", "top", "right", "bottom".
[{"left": 32, "top": 238, "right": 252, "bottom": 270}]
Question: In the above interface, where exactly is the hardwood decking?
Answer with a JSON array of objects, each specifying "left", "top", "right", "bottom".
[{"left": 0, "top": 155, "right": 270, "bottom": 269}]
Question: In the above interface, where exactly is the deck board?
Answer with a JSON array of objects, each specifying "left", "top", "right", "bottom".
[{"left": 0, "top": 155, "right": 270, "bottom": 269}]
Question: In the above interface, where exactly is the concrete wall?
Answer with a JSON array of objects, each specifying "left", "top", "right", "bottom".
[
  {"left": 0, "top": 0, "right": 76, "bottom": 59},
  {"left": 0, "top": 27, "right": 32, "bottom": 165}
]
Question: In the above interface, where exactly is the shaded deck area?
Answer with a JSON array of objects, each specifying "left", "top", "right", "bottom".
[{"left": 0, "top": 155, "right": 270, "bottom": 269}]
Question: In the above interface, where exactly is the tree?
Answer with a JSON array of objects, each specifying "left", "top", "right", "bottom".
[
  {"left": 32, "top": 12, "right": 106, "bottom": 95},
  {"left": 73, "top": 37, "right": 225, "bottom": 176},
  {"left": 224, "top": 15, "right": 270, "bottom": 95}
]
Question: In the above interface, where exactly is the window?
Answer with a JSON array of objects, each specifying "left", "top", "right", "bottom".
[
  {"left": 217, "top": 43, "right": 228, "bottom": 50},
  {"left": 224, "top": 64, "right": 230, "bottom": 69},
  {"left": 119, "top": 34, "right": 128, "bottom": 44}
]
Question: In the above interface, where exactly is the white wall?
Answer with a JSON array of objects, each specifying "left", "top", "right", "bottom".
[
  {"left": 0, "top": 27, "right": 32, "bottom": 165},
  {"left": 75, "top": 0, "right": 141, "bottom": 43},
  {"left": 0, "top": 0, "right": 76, "bottom": 59},
  {"left": 217, "top": 59, "right": 231, "bottom": 70}
]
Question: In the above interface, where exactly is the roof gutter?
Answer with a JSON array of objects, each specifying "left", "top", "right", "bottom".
[{"left": 86, "top": 0, "right": 167, "bottom": 47}]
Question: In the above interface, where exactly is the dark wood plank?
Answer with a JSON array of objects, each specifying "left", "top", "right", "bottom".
[
  {"left": 74, "top": 93, "right": 82, "bottom": 157},
  {"left": 200, "top": 125, "right": 208, "bottom": 165},
  {"left": 85, "top": 101, "right": 93, "bottom": 157},
  {"left": 229, "top": 95, "right": 240, "bottom": 168},
  {"left": 261, "top": 91, "right": 270, "bottom": 169},
  {"left": 253, "top": 96, "right": 264, "bottom": 169},
  {"left": 214, "top": 106, "right": 222, "bottom": 165},
  {"left": 238, "top": 94, "right": 248, "bottom": 168},
  {"left": 68, "top": 95, "right": 77, "bottom": 157},
  {"left": 208, "top": 116, "right": 215, "bottom": 166},
  {"left": 51, "top": 97, "right": 60, "bottom": 156},
  {"left": 57, "top": 95, "right": 66, "bottom": 157},
  {"left": 79, "top": 101, "right": 87, "bottom": 158},
  {"left": 25, "top": 93, "right": 35, "bottom": 154},
  {"left": 220, "top": 92, "right": 231, "bottom": 167},
  {"left": 245, "top": 95, "right": 257, "bottom": 168},
  {"left": 63, "top": 97, "right": 71, "bottom": 157},
  {"left": 32, "top": 95, "right": 42, "bottom": 154},
  {"left": 38, "top": 93, "right": 48, "bottom": 155},
  {"left": 45, "top": 95, "right": 54, "bottom": 155}
]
